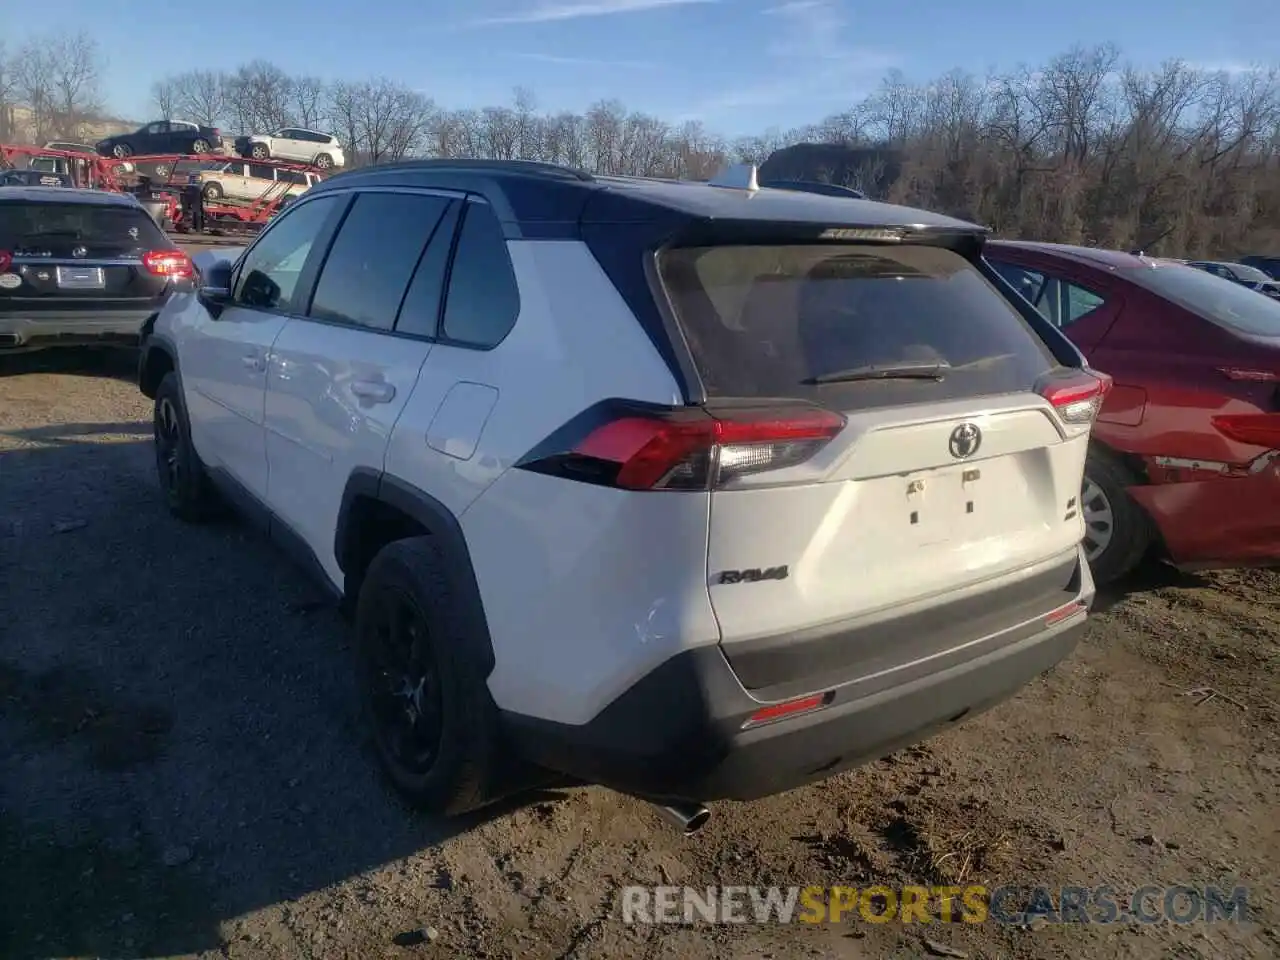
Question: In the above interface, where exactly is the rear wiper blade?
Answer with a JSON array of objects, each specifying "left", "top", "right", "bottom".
[{"left": 804, "top": 360, "right": 950, "bottom": 385}]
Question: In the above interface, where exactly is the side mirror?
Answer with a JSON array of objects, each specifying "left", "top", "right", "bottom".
[{"left": 197, "top": 260, "right": 234, "bottom": 316}]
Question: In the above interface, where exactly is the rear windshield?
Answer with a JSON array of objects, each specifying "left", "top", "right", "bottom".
[
  {"left": 0, "top": 200, "right": 167, "bottom": 253},
  {"left": 1131, "top": 263, "right": 1280, "bottom": 338},
  {"left": 1228, "top": 264, "right": 1272, "bottom": 283},
  {"left": 1242, "top": 257, "right": 1280, "bottom": 277},
  {"left": 1, "top": 170, "right": 69, "bottom": 187},
  {"left": 658, "top": 243, "right": 1057, "bottom": 408}
]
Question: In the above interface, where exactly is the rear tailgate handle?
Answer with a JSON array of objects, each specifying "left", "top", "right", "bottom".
[{"left": 351, "top": 380, "right": 395, "bottom": 403}]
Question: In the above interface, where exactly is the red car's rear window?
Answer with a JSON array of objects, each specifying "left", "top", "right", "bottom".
[{"left": 1132, "top": 263, "right": 1280, "bottom": 338}]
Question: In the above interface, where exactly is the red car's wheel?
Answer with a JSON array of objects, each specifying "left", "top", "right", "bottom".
[{"left": 1082, "top": 448, "right": 1153, "bottom": 585}]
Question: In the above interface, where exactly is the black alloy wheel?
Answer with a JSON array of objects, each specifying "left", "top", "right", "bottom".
[{"left": 364, "top": 589, "right": 446, "bottom": 779}]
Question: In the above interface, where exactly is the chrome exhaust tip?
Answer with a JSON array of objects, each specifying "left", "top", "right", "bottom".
[{"left": 650, "top": 800, "right": 711, "bottom": 835}]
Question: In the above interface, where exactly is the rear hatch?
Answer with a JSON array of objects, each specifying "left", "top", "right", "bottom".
[
  {"left": 0, "top": 198, "right": 185, "bottom": 314},
  {"left": 657, "top": 239, "right": 1104, "bottom": 691}
]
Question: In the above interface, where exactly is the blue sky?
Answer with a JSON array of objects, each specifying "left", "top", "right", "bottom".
[{"left": 6, "top": 0, "right": 1273, "bottom": 135}]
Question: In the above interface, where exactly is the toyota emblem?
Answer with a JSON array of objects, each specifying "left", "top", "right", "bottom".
[
  {"left": 948, "top": 423, "right": 982, "bottom": 459},
  {"left": 71, "top": 246, "right": 87, "bottom": 258}
]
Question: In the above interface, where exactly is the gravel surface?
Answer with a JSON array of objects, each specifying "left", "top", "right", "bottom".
[{"left": 1, "top": 350, "right": 1278, "bottom": 960}]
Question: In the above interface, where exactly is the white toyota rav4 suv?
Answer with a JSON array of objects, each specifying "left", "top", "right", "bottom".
[{"left": 138, "top": 160, "right": 1105, "bottom": 830}]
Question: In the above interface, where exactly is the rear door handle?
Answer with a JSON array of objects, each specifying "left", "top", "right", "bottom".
[
  {"left": 241, "top": 354, "right": 263, "bottom": 371},
  {"left": 350, "top": 380, "right": 396, "bottom": 403}
]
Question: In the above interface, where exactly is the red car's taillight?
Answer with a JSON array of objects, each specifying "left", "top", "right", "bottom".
[
  {"left": 1211, "top": 413, "right": 1280, "bottom": 450},
  {"left": 517, "top": 401, "right": 846, "bottom": 491},
  {"left": 1038, "top": 369, "right": 1112, "bottom": 425},
  {"left": 142, "top": 249, "right": 193, "bottom": 279},
  {"left": 0, "top": 250, "right": 12, "bottom": 273}
]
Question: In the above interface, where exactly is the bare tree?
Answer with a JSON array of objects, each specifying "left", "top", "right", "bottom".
[
  {"left": 8, "top": 31, "right": 104, "bottom": 141},
  {"left": 136, "top": 48, "right": 1280, "bottom": 259},
  {"left": 326, "top": 80, "right": 363, "bottom": 162},
  {"left": 46, "top": 31, "right": 104, "bottom": 132},
  {"left": 151, "top": 77, "right": 179, "bottom": 120},
  {"left": 325, "top": 78, "right": 433, "bottom": 164},
  {"left": 0, "top": 42, "right": 14, "bottom": 106},
  {"left": 290, "top": 75, "right": 326, "bottom": 129},
  {"left": 13, "top": 41, "right": 55, "bottom": 141},
  {"left": 0, "top": 41, "right": 16, "bottom": 141},
  {"left": 172, "top": 70, "right": 228, "bottom": 128},
  {"left": 225, "top": 60, "right": 292, "bottom": 133}
]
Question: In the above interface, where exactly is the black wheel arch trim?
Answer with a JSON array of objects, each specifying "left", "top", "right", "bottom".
[
  {"left": 1087, "top": 437, "right": 1151, "bottom": 487},
  {"left": 336, "top": 468, "right": 496, "bottom": 677},
  {"left": 138, "top": 326, "right": 180, "bottom": 399}
]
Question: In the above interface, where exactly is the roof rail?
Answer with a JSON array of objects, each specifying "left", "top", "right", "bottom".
[
  {"left": 327, "top": 158, "right": 594, "bottom": 182},
  {"left": 707, "top": 163, "right": 759, "bottom": 193}
]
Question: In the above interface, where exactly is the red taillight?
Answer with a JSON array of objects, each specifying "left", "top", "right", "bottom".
[
  {"left": 0, "top": 250, "right": 12, "bottom": 273},
  {"left": 142, "top": 249, "right": 193, "bottom": 279},
  {"left": 1038, "top": 370, "right": 1112, "bottom": 425},
  {"left": 520, "top": 402, "right": 846, "bottom": 491},
  {"left": 742, "top": 692, "right": 832, "bottom": 730},
  {"left": 1211, "top": 413, "right": 1280, "bottom": 450},
  {"left": 578, "top": 405, "right": 845, "bottom": 490}
]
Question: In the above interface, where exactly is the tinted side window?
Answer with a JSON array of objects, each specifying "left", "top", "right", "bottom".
[
  {"left": 440, "top": 202, "right": 521, "bottom": 348},
  {"left": 1062, "top": 281, "right": 1105, "bottom": 325},
  {"left": 396, "top": 202, "right": 462, "bottom": 338},
  {"left": 309, "top": 192, "right": 451, "bottom": 331},
  {"left": 248, "top": 163, "right": 274, "bottom": 181},
  {"left": 990, "top": 261, "right": 1049, "bottom": 317},
  {"left": 233, "top": 196, "right": 340, "bottom": 312}
]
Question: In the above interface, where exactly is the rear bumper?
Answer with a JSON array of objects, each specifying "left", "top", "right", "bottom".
[
  {"left": 503, "top": 551, "right": 1093, "bottom": 803},
  {"left": 1130, "top": 458, "right": 1280, "bottom": 568},
  {"left": 0, "top": 310, "right": 155, "bottom": 352}
]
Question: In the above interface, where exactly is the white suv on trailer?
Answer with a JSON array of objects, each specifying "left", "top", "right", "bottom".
[{"left": 137, "top": 160, "right": 1105, "bottom": 827}]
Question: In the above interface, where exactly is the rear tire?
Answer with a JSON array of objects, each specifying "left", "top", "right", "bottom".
[
  {"left": 202, "top": 182, "right": 223, "bottom": 201},
  {"left": 153, "top": 372, "right": 218, "bottom": 522},
  {"left": 191, "top": 139, "right": 210, "bottom": 154},
  {"left": 1081, "top": 447, "right": 1152, "bottom": 585},
  {"left": 355, "top": 537, "right": 501, "bottom": 816},
  {"left": 313, "top": 153, "right": 333, "bottom": 169},
  {"left": 250, "top": 143, "right": 270, "bottom": 160}
]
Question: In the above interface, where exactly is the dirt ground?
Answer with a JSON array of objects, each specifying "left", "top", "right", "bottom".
[{"left": 1, "top": 350, "right": 1277, "bottom": 960}]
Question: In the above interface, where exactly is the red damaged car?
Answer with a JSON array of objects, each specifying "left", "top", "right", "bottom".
[{"left": 985, "top": 241, "right": 1280, "bottom": 584}]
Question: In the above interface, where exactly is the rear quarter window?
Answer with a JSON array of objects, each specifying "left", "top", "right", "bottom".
[
  {"left": 658, "top": 243, "right": 1057, "bottom": 410},
  {"left": 1132, "top": 264, "right": 1280, "bottom": 338}
]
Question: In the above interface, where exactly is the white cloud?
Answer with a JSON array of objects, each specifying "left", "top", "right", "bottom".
[
  {"left": 474, "top": 0, "right": 717, "bottom": 25},
  {"left": 678, "top": 0, "right": 899, "bottom": 120}
]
